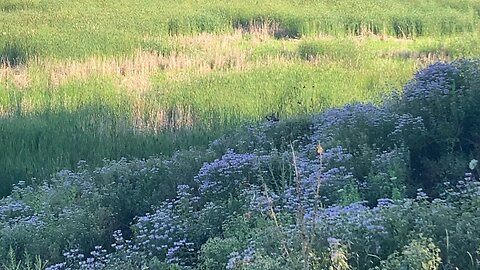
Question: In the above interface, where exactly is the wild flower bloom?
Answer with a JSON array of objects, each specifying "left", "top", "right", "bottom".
[
  {"left": 195, "top": 150, "right": 265, "bottom": 198},
  {"left": 388, "top": 113, "right": 425, "bottom": 142},
  {"left": 309, "top": 103, "right": 395, "bottom": 150},
  {"left": 403, "top": 62, "right": 460, "bottom": 102},
  {"left": 226, "top": 243, "right": 256, "bottom": 269}
]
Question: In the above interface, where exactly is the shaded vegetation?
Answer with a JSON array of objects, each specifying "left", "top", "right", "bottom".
[{"left": 0, "top": 60, "right": 479, "bottom": 269}]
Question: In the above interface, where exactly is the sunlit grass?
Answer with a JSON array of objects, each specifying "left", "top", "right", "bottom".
[{"left": 1, "top": 0, "right": 479, "bottom": 61}]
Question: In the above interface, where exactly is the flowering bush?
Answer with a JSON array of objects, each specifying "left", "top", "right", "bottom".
[
  {"left": 1, "top": 60, "right": 480, "bottom": 269},
  {"left": 393, "top": 60, "right": 480, "bottom": 193}
]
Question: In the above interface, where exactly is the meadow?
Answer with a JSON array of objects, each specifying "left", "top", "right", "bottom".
[
  {"left": 2, "top": 0, "right": 480, "bottom": 196},
  {"left": 1, "top": 0, "right": 480, "bottom": 269}
]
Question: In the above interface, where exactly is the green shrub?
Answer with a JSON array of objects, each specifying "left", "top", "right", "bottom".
[
  {"left": 365, "top": 147, "right": 409, "bottom": 203},
  {"left": 199, "top": 237, "right": 243, "bottom": 270},
  {"left": 393, "top": 60, "right": 480, "bottom": 193},
  {"left": 0, "top": 40, "right": 36, "bottom": 67},
  {"left": 375, "top": 236, "right": 441, "bottom": 270}
]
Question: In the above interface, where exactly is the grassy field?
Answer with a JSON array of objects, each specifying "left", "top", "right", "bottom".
[
  {"left": 2, "top": 0, "right": 480, "bottom": 269},
  {"left": 1, "top": 0, "right": 479, "bottom": 59},
  {"left": 1, "top": 0, "right": 480, "bottom": 196}
]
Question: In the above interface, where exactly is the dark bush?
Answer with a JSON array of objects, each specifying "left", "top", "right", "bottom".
[
  {"left": 1, "top": 41, "right": 29, "bottom": 67},
  {"left": 393, "top": 60, "right": 480, "bottom": 193}
]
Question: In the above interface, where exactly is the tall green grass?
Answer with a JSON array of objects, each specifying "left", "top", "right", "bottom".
[
  {"left": 0, "top": 76, "right": 228, "bottom": 196},
  {"left": 0, "top": 105, "right": 224, "bottom": 196},
  {"left": 1, "top": 0, "right": 479, "bottom": 61},
  {"left": 0, "top": 56, "right": 415, "bottom": 196},
  {"left": 149, "top": 61, "right": 413, "bottom": 123}
]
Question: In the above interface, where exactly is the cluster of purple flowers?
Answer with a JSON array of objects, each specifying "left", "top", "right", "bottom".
[
  {"left": 2, "top": 60, "right": 480, "bottom": 269},
  {"left": 388, "top": 113, "right": 425, "bottom": 142},
  {"left": 226, "top": 243, "right": 256, "bottom": 269},
  {"left": 309, "top": 103, "right": 395, "bottom": 150},
  {"left": 131, "top": 185, "right": 197, "bottom": 263},
  {"left": 0, "top": 199, "right": 33, "bottom": 222},
  {"left": 195, "top": 150, "right": 267, "bottom": 198},
  {"left": 403, "top": 61, "right": 461, "bottom": 102}
]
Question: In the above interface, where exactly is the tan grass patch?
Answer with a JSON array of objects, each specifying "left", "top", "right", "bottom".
[
  {"left": 0, "top": 39, "right": 254, "bottom": 91},
  {"left": 382, "top": 49, "right": 451, "bottom": 65},
  {"left": 132, "top": 99, "right": 195, "bottom": 132},
  {"left": 0, "top": 30, "right": 309, "bottom": 91},
  {"left": 0, "top": 64, "right": 31, "bottom": 89}
]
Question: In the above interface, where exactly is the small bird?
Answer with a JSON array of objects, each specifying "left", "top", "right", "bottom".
[{"left": 265, "top": 112, "right": 279, "bottom": 122}]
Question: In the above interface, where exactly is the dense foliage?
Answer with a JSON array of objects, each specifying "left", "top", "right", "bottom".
[
  {"left": 0, "top": 60, "right": 479, "bottom": 269},
  {"left": 3, "top": 0, "right": 480, "bottom": 197}
]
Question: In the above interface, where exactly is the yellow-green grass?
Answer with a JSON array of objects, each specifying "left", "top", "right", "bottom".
[{"left": 1, "top": 0, "right": 479, "bottom": 63}]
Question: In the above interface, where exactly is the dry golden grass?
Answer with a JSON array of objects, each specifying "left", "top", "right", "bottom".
[
  {"left": 380, "top": 49, "right": 452, "bottom": 66},
  {"left": 1, "top": 64, "right": 31, "bottom": 89},
  {"left": 131, "top": 98, "right": 195, "bottom": 133},
  {"left": 0, "top": 24, "right": 325, "bottom": 91},
  {"left": 0, "top": 31, "right": 262, "bottom": 91},
  {"left": 0, "top": 29, "right": 451, "bottom": 99},
  {"left": 0, "top": 26, "right": 418, "bottom": 92}
]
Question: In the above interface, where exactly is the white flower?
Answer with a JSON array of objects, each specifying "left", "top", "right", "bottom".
[{"left": 469, "top": 159, "right": 478, "bottom": 170}]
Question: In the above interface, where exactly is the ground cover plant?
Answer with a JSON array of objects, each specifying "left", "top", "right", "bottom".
[{"left": 0, "top": 60, "right": 479, "bottom": 269}]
